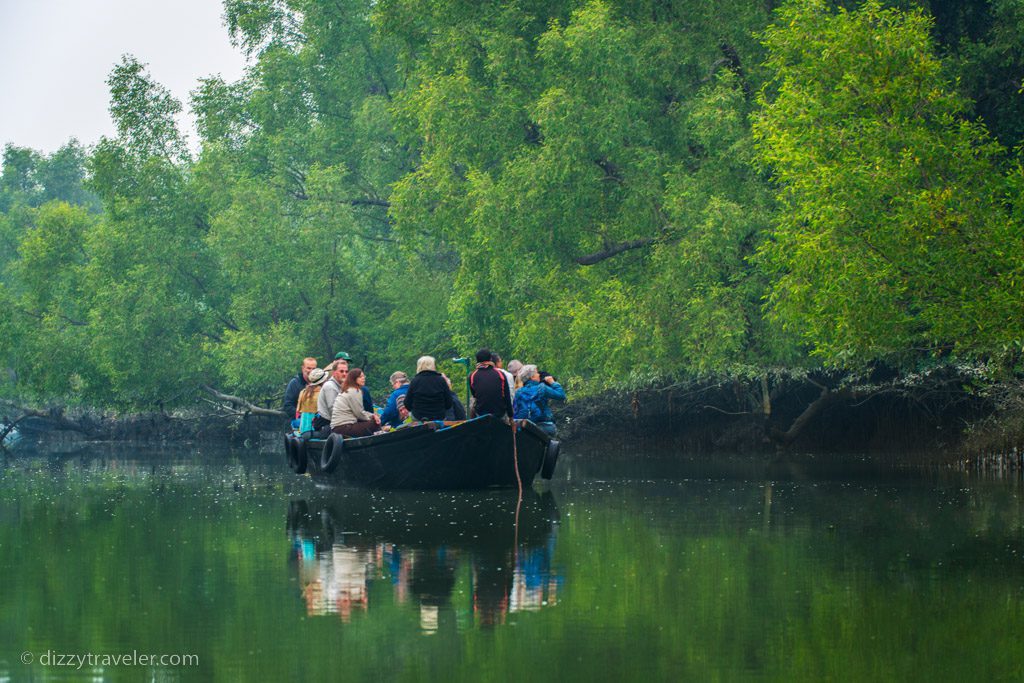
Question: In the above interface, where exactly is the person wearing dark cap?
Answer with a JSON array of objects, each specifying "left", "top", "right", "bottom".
[{"left": 469, "top": 348, "right": 512, "bottom": 419}]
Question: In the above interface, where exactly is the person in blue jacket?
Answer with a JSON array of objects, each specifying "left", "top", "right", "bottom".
[
  {"left": 513, "top": 364, "right": 566, "bottom": 437},
  {"left": 381, "top": 371, "right": 411, "bottom": 428}
]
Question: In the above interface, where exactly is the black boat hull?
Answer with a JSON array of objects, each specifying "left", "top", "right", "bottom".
[{"left": 289, "top": 415, "right": 557, "bottom": 489}]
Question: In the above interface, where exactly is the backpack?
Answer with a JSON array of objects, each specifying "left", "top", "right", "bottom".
[{"left": 513, "top": 386, "right": 544, "bottom": 422}]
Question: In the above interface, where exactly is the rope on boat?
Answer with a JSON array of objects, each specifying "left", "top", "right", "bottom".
[
  {"left": 511, "top": 418, "right": 523, "bottom": 567},
  {"left": 511, "top": 418, "right": 523, "bottom": 498}
]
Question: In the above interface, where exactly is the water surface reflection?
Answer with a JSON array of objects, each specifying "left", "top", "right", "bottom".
[
  {"left": 286, "top": 490, "right": 563, "bottom": 631},
  {"left": 1, "top": 449, "right": 1022, "bottom": 681}
]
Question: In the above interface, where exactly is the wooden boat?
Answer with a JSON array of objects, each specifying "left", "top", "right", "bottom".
[{"left": 284, "top": 415, "right": 560, "bottom": 489}]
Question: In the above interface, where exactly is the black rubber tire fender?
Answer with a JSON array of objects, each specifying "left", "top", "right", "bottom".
[
  {"left": 320, "top": 432, "right": 345, "bottom": 473},
  {"left": 541, "top": 439, "right": 560, "bottom": 480},
  {"left": 293, "top": 436, "right": 308, "bottom": 474},
  {"left": 284, "top": 433, "right": 299, "bottom": 472}
]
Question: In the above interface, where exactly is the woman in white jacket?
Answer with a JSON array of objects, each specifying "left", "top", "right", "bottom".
[{"left": 330, "top": 368, "right": 380, "bottom": 437}]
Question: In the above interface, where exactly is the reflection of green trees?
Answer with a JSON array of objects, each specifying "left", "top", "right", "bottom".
[
  {"left": 2, "top": 465, "right": 1022, "bottom": 680},
  {"left": 526, "top": 481, "right": 1024, "bottom": 681}
]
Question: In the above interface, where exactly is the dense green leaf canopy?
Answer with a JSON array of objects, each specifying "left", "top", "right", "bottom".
[{"left": 0, "top": 0, "right": 1021, "bottom": 409}]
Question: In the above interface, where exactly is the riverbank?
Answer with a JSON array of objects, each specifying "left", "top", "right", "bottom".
[
  {"left": 4, "top": 371, "right": 1023, "bottom": 467},
  {"left": 558, "top": 370, "right": 1024, "bottom": 466}
]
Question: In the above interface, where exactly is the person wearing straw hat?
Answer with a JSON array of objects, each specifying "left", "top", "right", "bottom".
[{"left": 296, "top": 367, "right": 330, "bottom": 434}]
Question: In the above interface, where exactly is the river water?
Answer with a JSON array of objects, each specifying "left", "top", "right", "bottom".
[{"left": 0, "top": 446, "right": 1021, "bottom": 681}]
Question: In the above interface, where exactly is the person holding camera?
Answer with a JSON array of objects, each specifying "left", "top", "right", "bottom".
[{"left": 513, "top": 365, "right": 566, "bottom": 437}]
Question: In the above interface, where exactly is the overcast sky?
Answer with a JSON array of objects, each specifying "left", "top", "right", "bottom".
[{"left": 0, "top": 0, "right": 249, "bottom": 154}]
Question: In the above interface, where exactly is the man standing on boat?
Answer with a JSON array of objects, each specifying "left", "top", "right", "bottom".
[
  {"left": 469, "top": 348, "right": 513, "bottom": 420},
  {"left": 283, "top": 357, "right": 317, "bottom": 427}
]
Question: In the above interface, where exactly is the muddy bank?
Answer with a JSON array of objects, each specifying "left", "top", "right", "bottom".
[
  {"left": 3, "top": 408, "right": 283, "bottom": 454},
  {"left": 4, "top": 371, "right": 1023, "bottom": 467},
  {"left": 558, "top": 371, "right": 1024, "bottom": 465}
]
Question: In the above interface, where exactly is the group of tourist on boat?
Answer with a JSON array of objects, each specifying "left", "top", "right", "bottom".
[{"left": 282, "top": 348, "right": 567, "bottom": 441}]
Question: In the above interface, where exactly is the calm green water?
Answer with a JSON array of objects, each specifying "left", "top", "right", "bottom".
[{"left": 0, "top": 447, "right": 1022, "bottom": 682}]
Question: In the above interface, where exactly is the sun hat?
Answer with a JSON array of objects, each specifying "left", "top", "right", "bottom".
[{"left": 308, "top": 367, "right": 330, "bottom": 385}]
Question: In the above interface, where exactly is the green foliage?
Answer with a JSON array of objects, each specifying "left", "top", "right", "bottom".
[
  {"left": 754, "top": 0, "right": 1024, "bottom": 367},
  {"left": 106, "top": 56, "right": 190, "bottom": 163},
  {"left": 383, "top": 0, "right": 782, "bottom": 388},
  {"left": 938, "top": 0, "right": 1024, "bottom": 147},
  {"left": 0, "top": 142, "right": 100, "bottom": 214},
  {"left": 2, "top": 0, "right": 1023, "bottom": 410},
  {"left": 0, "top": 170, "right": 105, "bottom": 401},
  {"left": 212, "top": 323, "right": 309, "bottom": 397},
  {"left": 5, "top": 204, "right": 110, "bottom": 401}
]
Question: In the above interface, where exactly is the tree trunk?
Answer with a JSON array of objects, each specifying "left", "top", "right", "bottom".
[{"left": 770, "top": 382, "right": 847, "bottom": 446}]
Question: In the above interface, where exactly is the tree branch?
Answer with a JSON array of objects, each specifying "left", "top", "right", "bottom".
[
  {"left": 201, "top": 385, "right": 285, "bottom": 417},
  {"left": 13, "top": 304, "right": 88, "bottom": 327},
  {"left": 347, "top": 197, "right": 390, "bottom": 208},
  {"left": 575, "top": 237, "right": 657, "bottom": 266}
]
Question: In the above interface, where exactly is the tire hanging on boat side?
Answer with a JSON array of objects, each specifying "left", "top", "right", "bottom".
[
  {"left": 285, "top": 433, "right": 305, "bottom": 474},
  {"left": 320, "top": 432, "right": 345, "bottom": 473},
  {"left": 541, "top": 439, "right": 560, "bottom": 480},
  {"left": 293, "top": 436, "right": 308, "bottom": 474},
  {"left": 284, "top": 433, "right": 297, "bottom": 471}
]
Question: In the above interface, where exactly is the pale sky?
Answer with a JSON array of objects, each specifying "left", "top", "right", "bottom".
[{"left": 0, "top": 0, "right": 249, "bottom": 154}]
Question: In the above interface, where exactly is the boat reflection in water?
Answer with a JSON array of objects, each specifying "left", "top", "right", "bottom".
[{"left": 286, "top": 489, "right": 562, "bottom": 631}]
